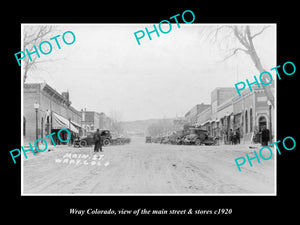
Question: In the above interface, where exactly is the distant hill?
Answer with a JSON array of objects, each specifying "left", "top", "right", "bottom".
[
  {"left": 121, "top": 118, "right": 181, "bottom": 136},
  {"left": 120, "top": 118, "right": 177, "bottom": 136}
]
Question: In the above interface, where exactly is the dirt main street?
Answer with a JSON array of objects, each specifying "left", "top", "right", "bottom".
[{"left": 22, "top": 137, "right": 275, "bottom": 195}]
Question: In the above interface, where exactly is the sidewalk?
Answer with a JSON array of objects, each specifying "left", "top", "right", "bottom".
[{"left": 21, "top": 143, "right": 76, "bottom": 161}]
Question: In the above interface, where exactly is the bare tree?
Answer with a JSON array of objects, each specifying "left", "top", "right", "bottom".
[
  {"left": 109, "top": 110, "right": 124, "bottom": 135},
  {"left": 207, "top": 25, "right": 274, "bottom": 107},
  {"left": 22, "top": 26, "right": 54, "bottom": 83},
  {"left": 23, "top": 25, "right": 68, "bottom": 83}
]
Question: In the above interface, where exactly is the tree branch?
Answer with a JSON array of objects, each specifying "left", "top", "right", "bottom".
[
  {"left": 206, "top": 25, "right": 231, "bottom": 44},
  {"left": 251, "top": 26, "right": 271, "bottom": 39},
  {"left": 230, "top": 26, "right": 250, "bottom": 49},
  {"left": 23, "top": 26, "right": 56, "bottom": 82},
  {"left": 34, "top": 56, "right": 67, "bottom": 64},
  {"left": 222, "top": 47, "right": 249, "bottom": 62}
]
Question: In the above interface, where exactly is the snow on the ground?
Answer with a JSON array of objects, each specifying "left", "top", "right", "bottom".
[{"left": 22, "top": 137, "right": 275, "bottom": 195}]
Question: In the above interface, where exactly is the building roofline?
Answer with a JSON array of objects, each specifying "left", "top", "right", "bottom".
[{"left": 25, "top": 82, "right": 81, "bottom": 114}]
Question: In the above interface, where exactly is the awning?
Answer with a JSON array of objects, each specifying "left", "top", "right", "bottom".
[
  {"left": 225, "top": 112, "right": 233, "bottom": 117},
  {"left": 70, "top": 120, "right": 84, "bottom": 129},
  {"left": 200, "top": 120, "right": 211, "bottom": 126},
  {"left": 52, "top": 112, "right": 79, "bottom": 133}
]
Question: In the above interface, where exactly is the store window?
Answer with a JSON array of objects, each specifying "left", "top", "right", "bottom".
[
  {"left": 245, "top": 110, "right": 248, "bottom": 134},
  {"left": 250, "top": 108, "right": 253, "bottom": 132}
]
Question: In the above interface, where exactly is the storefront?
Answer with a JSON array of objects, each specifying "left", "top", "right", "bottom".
[
  {"left": 23, "top": 82, "right": 83, "bottom": 144},
  {"left": 203, "top": 120, "right": 211, "bottom": 135},
  {"left": 216, "top": 98, "right": 234, "bottom": 144},
  {"left": 232, "top": 87, "right": 274, "bottom": 144},
  {"left": 211, "top": 119, "right": 221, "bottom": 138},
  {"left": 51, "top": 112, "right": 79, "bottom": 145},
  {"left": 184, "top": 87, "right": 274, "bottom": 145}
]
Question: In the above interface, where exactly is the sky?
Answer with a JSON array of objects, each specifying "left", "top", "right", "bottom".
[{"left": 24, "top": 24, "right": 276, "bottom": 121}]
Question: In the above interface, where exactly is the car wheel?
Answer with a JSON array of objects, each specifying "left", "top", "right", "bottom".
[
  {"left": 213, "top": 138, "right": 218, "bottom": 145},
  {"left": 80, "top": 140, "right": 87, "bottom": 147},
  {"left": 103, "top": 139, "right": 110, "bottom": 146},
  {"left": 195, "top": 139, "right": 201, "bottom": 146}
]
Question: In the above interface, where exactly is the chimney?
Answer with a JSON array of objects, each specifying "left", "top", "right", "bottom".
[{"left": 62, "top": 91, "right": 71, "bottom": 106}]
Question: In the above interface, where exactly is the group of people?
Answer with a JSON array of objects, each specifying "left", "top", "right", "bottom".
[
  {"left": 224, "top": 125, "right": 270, "bottom": 146},
  {"left": 226, "top": 128, "right": 241, "bottom": 145}
]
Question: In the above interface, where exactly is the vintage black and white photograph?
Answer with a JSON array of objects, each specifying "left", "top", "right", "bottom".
[{"left": 21, "top": 23, "right": 276, "bottom": 195}]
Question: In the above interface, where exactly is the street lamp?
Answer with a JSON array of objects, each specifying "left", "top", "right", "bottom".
[
  {"left": 267, "top": 100, "right": 272, "bottom": 143},
  {"left": 34, "top": 102, "right": 39, "bottom": 148}
]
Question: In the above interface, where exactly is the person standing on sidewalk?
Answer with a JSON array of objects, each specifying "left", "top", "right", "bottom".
[
  {"left": 261, "top": 125, "right": 270, "bottom": 146},
  {"left": 93, "top": 129, "right": 101, "bottom": 152},
  {"left": 229, "top": 129, "right": 234, "bottom": 145},
  {"left": 235, "top": 128, "right": 241, "bottom": 144}
]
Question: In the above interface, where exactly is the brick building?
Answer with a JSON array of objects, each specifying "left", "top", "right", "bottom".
[
  {"left": 196, "top": 106, "right": 212, "bottom": 132},
  {"left": 211, "top": 87, "right": 236, "bottom": 116},
  {"left": 81, "top": 110, "right": 113, "bottom": 133},
  {"left": 231, "top": 86, "right": 274, "bottom": 144},
  {"left": 210, "top": 87, "right": 236, "bottom": 140},
  {"left": 82, "top": 111, "right": 101, "bottom": 132},
  {"left": 194, "top": 86, "right": 275, "bottom": 144},
  {"left": 23, "top": 82, "right": 83, "bottom": 145},
  {"left": 184, "top": 103, "right": 211, "bottom": 125}
]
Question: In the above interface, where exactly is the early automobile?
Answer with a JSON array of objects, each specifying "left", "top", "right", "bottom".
[
  {"left": 160, "top": 136, "right": 170, "bottom": 144},
  {"left": 74, "top": 130, "right": 112, "bottom": 147},
  {"left": 152, "top": 136, "right": 162, "bottom": 143},
  {"left": 145, "top": 136, "right": 152, "bottom": 143},
  {"left": 111, "top": 136, "right": 131, "bottom": 145},
  {"left": 174, "top": 129, "right": 192, "bottom": 145},
  {"left": 183, "top": 128, "right": 218, "bottom": 145}
]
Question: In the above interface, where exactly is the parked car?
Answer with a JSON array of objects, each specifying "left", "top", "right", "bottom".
[
  {"left": 121, "top": 137, "right": 131, "bottom": 144},
  {"left": 74, "top": 130, "right": 112, "bottom": 147},
  {"left": 183, "top": 128, "right": 218, "bottom": 145},
  {"left": 152, "top": 136, "right": 162, "bottom": 143},
  {"left": 145, "top": 136, "right": 152, "bottom": 143},
  {"left": 174, "top": 129, "right": 192, "bottom": 145},
  {"left": 168, "top": 132, "right": 178, "bottom": 145},
  {"left": 111, "top": 137, "right": 131, "bottom": 145},
  {"left": 160, "top": 136, "right": 170, "bottom": 144}
]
